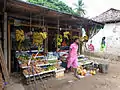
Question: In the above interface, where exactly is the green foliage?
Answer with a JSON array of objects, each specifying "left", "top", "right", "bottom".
[
  {"left": 27, "top": 0, "right": 83, "bottom": 16},
  {"left": 74, "top": 0, "right": 86, "bottom": 16}
]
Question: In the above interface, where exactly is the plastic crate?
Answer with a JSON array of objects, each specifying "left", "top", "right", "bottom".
[{"left": 55, "top": 68, "right": 65, "bottom": 78}]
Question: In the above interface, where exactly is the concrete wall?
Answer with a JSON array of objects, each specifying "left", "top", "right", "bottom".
[{"left": 87, "top": 22, "right": 120, "bottom": 56}]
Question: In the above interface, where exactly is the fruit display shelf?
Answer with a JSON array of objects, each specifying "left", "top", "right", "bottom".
[
  {"left": 23, "top": 69, "right": 57, "bottom": 78},
  {"left": 20, "top": 63, "right": 53, "bottom": 69},
  {"left": 16, "top": 49, "right": 44, "bottom": 53},
  {"left": 18, "top": 59, "right": 59, "bottom": 69},
  {"left": 78, "top": 60, "right": 93, "bottom": 66}
]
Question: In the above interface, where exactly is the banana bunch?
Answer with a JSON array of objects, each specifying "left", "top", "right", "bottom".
[
  {"left": 79, "top": 37, "right": 83, "bottom": 41},
  {"left": 72, "top": 36, "right": 79, "bottom": 39},
  {"left": 33, "top": 32, "right": 47, "bottom": 46},
  {"left": 63, "top": 31, "right": 70, "bottom": 39},
  {"left": 16, "top": 29, "right": 25, "bottom": 42},
  {"left": 40, "top": 32, "right": 47, "bottom": 39},
  {"left": 79, "top": 35, "right": 88, "bottom": 42},
  {"left": 56, "top": 34, "right": 62, "bottom": 46},
  {"left": 84, "top": 36, "right": 88, "bottom": 41}
]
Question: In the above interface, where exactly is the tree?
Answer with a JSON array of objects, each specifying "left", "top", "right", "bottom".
[
  {"left": 27, "top": 0, "right": 80, "bottom": 16},
  {"left": 74, "top": 0, "right": 85, "bottom": 16}
]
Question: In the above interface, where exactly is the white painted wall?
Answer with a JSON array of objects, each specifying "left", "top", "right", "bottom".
[{"left": 88, "top": 22, "right": 120, "bottom": 55}]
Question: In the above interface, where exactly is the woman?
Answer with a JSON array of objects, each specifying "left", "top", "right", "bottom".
[
  {"left": 100, "top": 37, "right": 106, "bottom": 51},
  {"left": 67, "top": 38, "right": 80, "bottom": 79}
]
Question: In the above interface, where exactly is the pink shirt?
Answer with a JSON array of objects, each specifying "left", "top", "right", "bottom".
[
  {"left": 88, "top": 44, "right": 94, "bottom": 51},
  {"left": 69, "top": 43, "right": 78, "bottom": 58}
]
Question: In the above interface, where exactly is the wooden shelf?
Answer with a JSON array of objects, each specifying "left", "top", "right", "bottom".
[{"left": 23, "top": 69, "right": 57, "bottom": 78}]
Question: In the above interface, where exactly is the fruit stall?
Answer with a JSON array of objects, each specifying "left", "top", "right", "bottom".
[
  {"left": 14, "top": 26, "right": 66, "bottom": 83},
  {"left": 0, "top": 0, "right": 105, "bottom": 86}
]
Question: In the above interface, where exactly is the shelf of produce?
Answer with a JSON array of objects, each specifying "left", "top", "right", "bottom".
[
  {"left": 36, "top": 63, "right": 53, "bottom": 67},
  {"left": 47, "top": 59, "right": 58, "bottom": 60},
  {"left": 23, "top": 69, "right": 57, "bottom": 78},
  {"left": 78, "top": 60, "right": 93, "bottom": 66},
  {"left": 55, "top": 68, "right": 65, "bottom": 73},
  {"left": 35, "top": 56, "right": 44, "bottom": 58},
  {"left": 16, "top": 49, "right": 44, "bottom": 53},
  {"left": 18, "top": 59, "right": 60, "bottom": 69},
  {"left": 20, "top": 63, "right": 53, "bottom": 69},
  {"left": 20, "top": 65, "right": 30, "bottom": 69}
]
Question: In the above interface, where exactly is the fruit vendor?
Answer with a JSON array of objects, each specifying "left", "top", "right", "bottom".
[{"left": 67, "top": 38, "right": 80, "bottom": 79}]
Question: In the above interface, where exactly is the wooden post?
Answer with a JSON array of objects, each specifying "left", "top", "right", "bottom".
[
  {"left": 79, "top": 30, "right": 81, "bottom": 53},
  {"left": 0, "top": 24, "right": 1, "bottom": 48},
  {"left": 44, "top": 26, "right": 48, "bottom": 53},
  {"left": 3, "top": 12, "right": 8, "bottom": 65},
  {"left": 0, "top": 45, "right": 9, "bottom": 83},
  {"left": 57, "top": 17, "right": 59, "bottom": 49},
  {"left": 7, "top": 24, "right": 11, "bottom": 73},
  {"left": 0, "top": 72, "right": 3, "bottom": 90},
  {"left": 70, "top": 30, "right": 72, "bottom": 44},
  {"left": 46, "top": 27, "right": 48, "bottom": 52}
]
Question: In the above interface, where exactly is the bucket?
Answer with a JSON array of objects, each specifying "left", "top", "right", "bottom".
[
  {"left": 61, "top": 61, "right": 67, "bottom": 69},
  {"left": 98, "top": 63, "right": 109, "bottom": 74}
]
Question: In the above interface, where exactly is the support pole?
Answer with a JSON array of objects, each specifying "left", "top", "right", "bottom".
[
  {"left": 3, "top": 12, "right": 8, "bottom": 65},
  {"left": 45, "top": 27, "right": 48, "bottom": 53},
  {"left": 57, "top": 17, "right": 59, "bottom": 49},
  {"left": 79, "top": 30, "right": 81, "bottom": 53},
  {"left": 8, "top": 24, "right": 11, "bottom": 73}
]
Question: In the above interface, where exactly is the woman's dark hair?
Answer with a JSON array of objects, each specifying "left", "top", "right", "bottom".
[
  {"left": 74, "top": 37, "right": 79, "bottom": 42},
  {"left": 102, "top": 37, "right": 106, "bottom": 40}
]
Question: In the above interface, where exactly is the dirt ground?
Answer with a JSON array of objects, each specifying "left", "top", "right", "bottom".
[{"left": 5, "top": 58, "right": 120, "bottom": 90}]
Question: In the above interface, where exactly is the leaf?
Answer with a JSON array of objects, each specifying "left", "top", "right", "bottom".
[
  {"left": 73, "top": 0, "right": 86, "bottom": 16},
  {"left": 27, "top": 0, "right": 81, "bottom": 16}
]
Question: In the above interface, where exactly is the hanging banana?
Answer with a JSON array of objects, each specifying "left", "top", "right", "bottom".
[
  {"left": 33, "top": 32, "right": 47, "bottom": 50},
  {"left": 63, "top": 31, "right": 70, "bottom": 40},
  {"left": 16, "top": 29, "right": 25, "bottom": 50},
  {"left": 56, "top": 34, "right": 62, "bottom": 47},
  {"left": 16, "top": 29, "right": 25, "bottom": 42}
]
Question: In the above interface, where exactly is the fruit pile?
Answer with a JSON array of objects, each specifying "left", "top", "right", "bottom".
[
  {"left": 23, "top": 65, "right": 56, "bottom": 75},
  {"left": 17, "top": 55, "right": 29, "bottom": 61},
  {"left": 46, "top": 66, "right": 56, "bottom": 71},
  {"left": 77, "top": 66, "right": 87, "bottom": 76},
  {"left": 77, "top": 66, "right": 96, "bottom": 76},
  {"left": 32, "top": 53, "right": 43, "bottom": 57},
  {"left": 23, "top": 66, "right": 44, "bottom": 75},
  {"left": 17, "top": 54, "right": 49, "bottom": 67},
  {"left": 90, "top": 70, "right": 96, "bottom": 75},
  {"left": 20, "top": 59, "right": 48, "bottom": 68}
]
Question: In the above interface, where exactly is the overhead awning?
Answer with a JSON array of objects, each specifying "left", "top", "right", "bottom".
[{"left": 0, "top": 0, "right": 104, "bottom": 29}]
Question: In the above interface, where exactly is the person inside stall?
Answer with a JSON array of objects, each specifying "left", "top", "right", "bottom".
[
  {"left": 62, "top": 39, "right": 67, "bottom": 47},
  {"left": 52, "top": 36, "right": 60, "bottom": 59},
  {"left": 52, "top": 36, "right": 56, "bottom": 52},
  {"left": 67, "top": 38, "right": 80, "bottom": 79}
]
